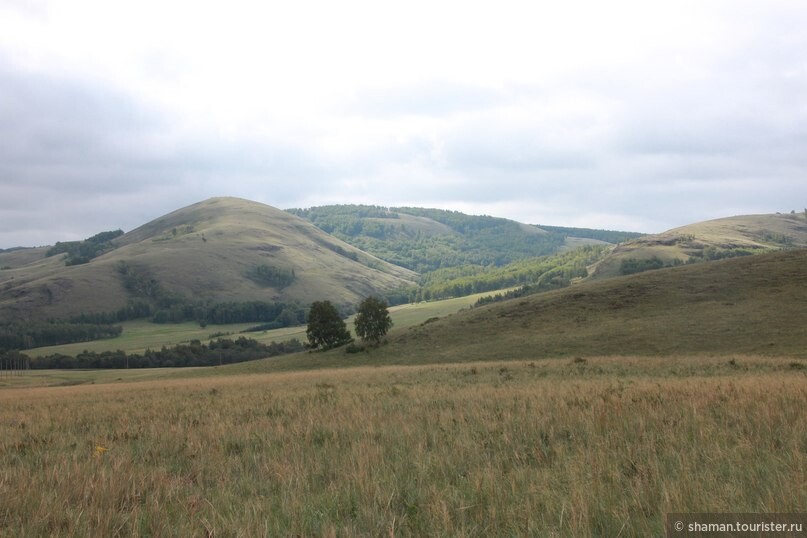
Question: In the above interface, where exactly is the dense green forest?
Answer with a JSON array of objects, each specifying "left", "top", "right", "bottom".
[
  {"left": 289, "top": 205, "right": 573, "bottom": 272},
  {"left": 536, "top": 225, "right": 642, "bottom": 244},
  {"left": 70, "top": 299, "right": 309, "bottom": 328},
  {"left": 410, "top": 245, "right": 609, "bottom": 302},
  {"left": 0, "top": 321, "right": 123, "bottom": 352}
]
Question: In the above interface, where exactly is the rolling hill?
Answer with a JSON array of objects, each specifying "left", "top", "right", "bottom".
[
  {"left": 590, "top": 212, "right": 807, "bottom": 279},
  {"left": 302, "top": 248, "right": 807, "bottom": 367},
  {"left": 0, "top": 198, "right": 417, "bottom": 322}
]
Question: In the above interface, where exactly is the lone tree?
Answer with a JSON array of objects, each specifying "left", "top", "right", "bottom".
[
  {"left": 306, "top": 300, "right": 351, "bottom": 350},
  {"left": 354, "top": 296, "right": 393, "bottom": 346}
]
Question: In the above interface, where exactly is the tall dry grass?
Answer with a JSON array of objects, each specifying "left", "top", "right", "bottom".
[{"left": 1, "top": 357, "right": 805, "bottom": 536}]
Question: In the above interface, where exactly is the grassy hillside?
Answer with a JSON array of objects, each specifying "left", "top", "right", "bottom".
[
  {"left": 381, "top": 248, "right": 807, "bottom": 362},
  {"left": 0, "top": 198, "right": 416, "bottom": 322},
  {"left": 0, "top": 246, "right": 51, "bottom": 270},
  {"left": 591, "top": 212, "right": 807, "bottom": 278},
  {"left": 236, "top": 248, "right": 807, "bottom": 373}
]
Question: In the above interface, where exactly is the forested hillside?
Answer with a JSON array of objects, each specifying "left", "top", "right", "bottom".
[
  {"left": 288, "top": 205, "right": 639, "bottom": 273},
  {"left": 403, "top": 245, "right": 609, "bottom": 302}
]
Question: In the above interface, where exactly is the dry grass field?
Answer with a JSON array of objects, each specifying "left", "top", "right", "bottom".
[{"left": 1, "top": 356, "right": 805, "bottom": 537}]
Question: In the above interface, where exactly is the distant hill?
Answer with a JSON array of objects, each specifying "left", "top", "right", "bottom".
[
  {"left": 590, "top": 213, "right": 807, "bottom": 279},
  {"left": 287, "top": 205, "right": 641, "bottom": 272},
  {"left": 0, "top": 247, "right": 51, "bottom": 270},
  {"left": 359, "top": 248, "right": 807, "bottom": 364},
  {"left": 0, "top": 198, "right": 416, "bottom": 322}
]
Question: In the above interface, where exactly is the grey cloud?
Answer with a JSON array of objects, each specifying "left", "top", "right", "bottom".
[
  {"left": 2, "top": 0, "right": 807, "bottom": 248},
  {"left": 0, "top": 62, "right": 170, "bottom": 193},
  {"left": 0, "top": 60, "right": 337, "bottom": 247},
  {"left": 347, "top": 81, "right": 506, "bottom": 118}
]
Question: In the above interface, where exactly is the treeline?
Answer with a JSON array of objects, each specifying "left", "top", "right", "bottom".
[
  {"left": 536, "top": 225, "right": 643, "bottom": 244},
  {"left": 619, "top": 248, "right": 757, "bottom": 276},
  {"left": 71, "top": 299, "right": 308, "bottom": 327},
  {"left": 151, "top": 300, "right": 308, "bottom": 326},
  {"left": 70, "top": 300, "right": 154, "bottom": 324},
  {"left": 24, "top": 337, "right": 304, "bottom": 369},
  {"left": 695, "top": 247, "right": 756, "bottom": 261},
  {"left": 0, "top": 321, "right": 122, "bottom": 352},
  {"left": 288, "top": 205, "right": 399, "bottom": 237},
  {"left": 408, "top": 246, "right": 609, "bottom": 302},
  {"left": 46, "top": 229, "right": 123, "bottom": 265},
  {"left": 395, "top": 207, "right": 523, "bottom": 234},
  {"left": 6, "top": 298, "right": 308, "bottom": 353},
  {"left": 474, "top": 284, "right": 543, "bottom": 307}
]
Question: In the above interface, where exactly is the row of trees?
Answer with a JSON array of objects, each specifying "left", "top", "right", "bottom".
[
  {"left": 25, "top": 337, "right": 304, "bottom": 369},
  {"left": 0, "top": 321, "right": 123, "bottom": 353},
  {"left": 70, "top": 298, "right": 309, "bottom": 327},
  {"left": 306, "top": 296, "right": 393, "bottom": 350}
]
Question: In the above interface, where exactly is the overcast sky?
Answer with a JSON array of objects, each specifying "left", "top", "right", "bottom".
[{"left": 1, "top": 0, "right": 805, "bottom": 248}]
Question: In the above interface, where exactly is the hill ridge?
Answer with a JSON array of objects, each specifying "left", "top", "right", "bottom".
[
  {"left": 591, "top": 212, "right": 807, "bottom": 279},
  {"left": 0, "top": 197, "right": 416, "bottom": 322}
]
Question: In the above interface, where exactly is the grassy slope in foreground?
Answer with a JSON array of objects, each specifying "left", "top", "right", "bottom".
[
  {"left": 373, "top": 249, "right": 807, "bottom": 363},
  {"left": 239, "top": 248, "right": 807, "bottom": 373},
  {"left": 0, "top": 359, "right": 804, "bottom": 536}
]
